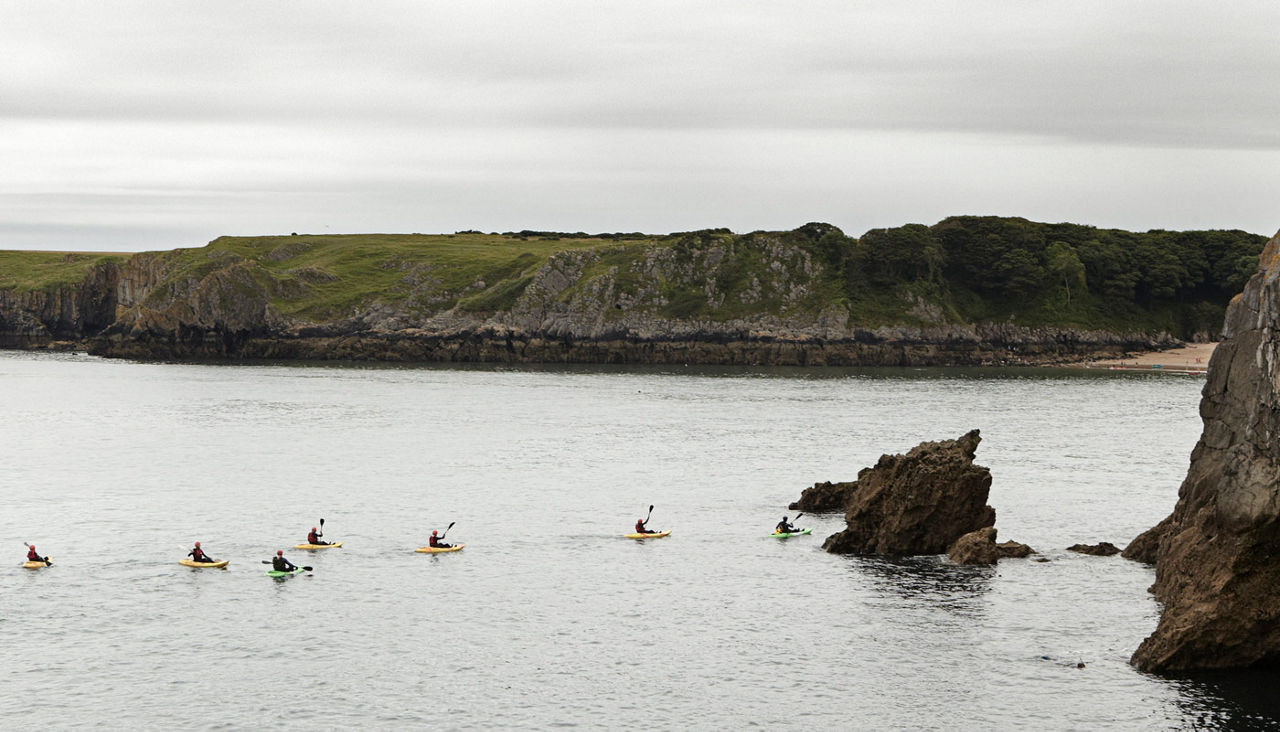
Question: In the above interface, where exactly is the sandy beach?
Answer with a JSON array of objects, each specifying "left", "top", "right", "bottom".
[{"left": 1068, "top": 342, "right": 1216, "bottom": 372}]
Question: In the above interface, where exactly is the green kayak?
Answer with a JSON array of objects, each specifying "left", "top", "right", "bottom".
[
  {"left": 266, "top": 568, "right": 306, "bottom": 578},
  {"left": 771, "top": 528, "right": 813, "bottom": 538}
]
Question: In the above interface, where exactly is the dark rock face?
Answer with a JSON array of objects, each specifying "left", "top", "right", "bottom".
[
  {"left": 1128, "top": 229, "right": 1280, "bottom": 673},
  {"left": 1067, "top": 542, "right": 1121, "bottom": 556},
  {"left": 821, "top": 430, "right": 996, "bottom": 555},
  {"left": 789, "top": 480, "right": 855, "bottom": 512}
]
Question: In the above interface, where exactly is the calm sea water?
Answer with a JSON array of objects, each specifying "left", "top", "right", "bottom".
[{"left": 2, "top": 351, "right": 1277, "bottom": 730}]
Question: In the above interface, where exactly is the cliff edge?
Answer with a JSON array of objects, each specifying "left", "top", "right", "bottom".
[{"left": 1128, "top": 228, "right": 1280, "bottom": 672}]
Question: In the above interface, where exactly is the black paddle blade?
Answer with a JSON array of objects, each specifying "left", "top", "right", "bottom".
[
  {"left": 320, "top": 518, "right": 325, "bottom": 526},
  {"left": 303, "top": 566, "right": 313, "bottom": 571}
]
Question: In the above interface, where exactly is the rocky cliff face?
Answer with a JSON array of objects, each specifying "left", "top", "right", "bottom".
[
  {"left": 0, "top": 230, "right": 1180, "bottom": 364},
  {"left": 1127, "top": 229, "right": 1280, "bottom": 673},
  {"left": 820, "top": 430, "right": 997, "bottom": 555}
]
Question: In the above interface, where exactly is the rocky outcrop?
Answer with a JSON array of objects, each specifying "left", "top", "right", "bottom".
[
  {"left": 1067, "top": 542, "right": 1121, "bottom": 556},
  {"left": 789, "top": 480, "right": 854, "bottom": 512},
  {"left": 948, "top": 528, "right": 1036, "bottom": 565},
  {"left": 996, "top": 540, "right": 1035, "bottom": 558},
  {"left": 1129, "top": 228, "right": 1280, "bottom": 673},
  {"left": 948, "top": 527, "right": 1000, "bottom": 565},
  {"left": 821, "top": 430, "right": 996, "bottom": 555}
]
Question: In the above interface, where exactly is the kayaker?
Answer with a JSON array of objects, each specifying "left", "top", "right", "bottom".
[
  {"left": 635, "top": 517, "right": 659, "bottom": 535},
  {"left": 272, "top": 550, "right": 297, "bottom": 573},
  {"left": 188, "top": 541, "right": 213, "bottom": 563},
  {"left": 428, "top": 530, "right": 453, "bottom": 549},
  {"left": 27, "top": 544, "right": 46, "bottom": 563},
  {"left": 776, "top": 516, "right": 799, "bottom": 534},
  {"left": 306, "top": 526, "right": 330, "bottom": 546}
]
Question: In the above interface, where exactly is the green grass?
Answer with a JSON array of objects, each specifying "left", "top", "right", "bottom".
[{"left": 0, "top": 251, "right": 124, "bottom": 291}]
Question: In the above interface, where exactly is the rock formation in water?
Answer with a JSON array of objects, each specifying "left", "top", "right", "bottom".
[
  {"left": 1066, "top": 542, "right": 1121, "bottom": 556},
  {"left": 820, "top": 430, "right": 996, "bottom": 555},
  {"left": 1127, "top": 228, "right": 1280, "bottom": 673},
  {"left": 948, "top": 528, "right": 1035, "bottom": 565}
]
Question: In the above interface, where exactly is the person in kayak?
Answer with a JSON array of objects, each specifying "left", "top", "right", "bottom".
[
  {"left": 306, "top": 526, "right": 330, "bottom": 546},
  {"left": 188, "top": 541, "right": 214, "bottom": 563},
  {"left": 272, "top": 550, "right": 297, "bottom": 572},
  {"left": 776, "top": 516, "right": 800, "bottom": 534},
  {"left": 27, "top": 544, "right": 47, "bottom": 563},
  {"left": 428, "top": 530, "right": 453, "bottom": 549},
  {"left": 635, "top": 517, "right": 660, "bottom": 535}
]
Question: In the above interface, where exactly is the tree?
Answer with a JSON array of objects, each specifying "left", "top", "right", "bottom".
[{"left": 1045, "top": 241, "right": 1086, "bottom": 307}]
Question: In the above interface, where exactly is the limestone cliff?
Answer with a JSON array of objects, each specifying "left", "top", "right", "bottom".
[
  {"left": 0, "top": 224, "right": 1207, "bottom": 364},
  {"left": 1128, "top": 228, "right": 1280, "bottom": 672}
]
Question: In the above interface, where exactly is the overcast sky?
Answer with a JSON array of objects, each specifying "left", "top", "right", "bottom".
[{"left": 3, "top": 1, "right": 1279, "bottom": 251}]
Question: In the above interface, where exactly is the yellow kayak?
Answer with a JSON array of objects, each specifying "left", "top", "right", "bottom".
[
  {"left": 624, "top": 531, "right": 671, "bottom": 539},
  {"left": 415, "top": 543, "right": 465, "bottom": 554},
  {"left": 22, "top": 558, "right": 50, "bottom": 570},
  {"left": 179, "top": 559, "right": 229, "bottom": 569},
  {"left": 293, "top": 542, "right": 343, "bottom": 550}
]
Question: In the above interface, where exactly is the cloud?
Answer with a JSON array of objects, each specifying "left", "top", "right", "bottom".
[{"left": 1, "top": 1, "right": 1278, "bottom": 249}]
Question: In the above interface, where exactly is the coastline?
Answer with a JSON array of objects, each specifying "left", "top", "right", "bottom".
[{"left": 1058, "top": 342, "right": 1215, "bottom": 374}]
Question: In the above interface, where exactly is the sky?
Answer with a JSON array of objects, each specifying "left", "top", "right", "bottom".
[{"left": 2, "top": 1, "right": 1279, "bottom": 252}]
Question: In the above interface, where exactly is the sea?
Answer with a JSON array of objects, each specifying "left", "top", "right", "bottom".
[{"left": 2, "top": 350, "right": 1277, "bottom": 730}]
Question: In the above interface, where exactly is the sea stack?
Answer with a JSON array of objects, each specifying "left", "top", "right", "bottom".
[
  {"left": 1128, "top": 228, "right": 1280, "bottom": 672},
  {"left": 820, "top": 430, "right": 996, "bottom": 555}
]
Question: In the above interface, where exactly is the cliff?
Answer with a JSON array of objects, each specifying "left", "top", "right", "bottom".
[
  {"left": 0, "top": 220, "right": 1261, "bottom": 364},
  {"left": 1128, "top": 228, "right": 1280, "bottom": 672}
]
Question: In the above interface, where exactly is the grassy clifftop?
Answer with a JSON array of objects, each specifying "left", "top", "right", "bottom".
[{"left": 0, "top": 219, "right": 1268, "bottom": 341}]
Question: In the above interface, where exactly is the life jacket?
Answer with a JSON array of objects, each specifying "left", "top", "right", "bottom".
[
  {"left": 307, "top": 530, "right": 319, "bottom": 544},
  {"left": 429, "top": 535, "right": 439, "bottom": 547},
  {"left": 273, "top": 556, "right": 288, "bottom": 571},
  {"left": 27, "top": 548, "right": 37, "bottom": 560}
]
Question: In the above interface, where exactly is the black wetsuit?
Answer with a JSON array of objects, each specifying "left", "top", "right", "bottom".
[
  {"left": 777, "top": 522, "right": 798, "bottom": 534},
  {"left": 307, "top": 531, "right": 329, "bottom": 546},
  {"left": 429, "top": 536, "right": 452, "bottom": 549},
  {"left": 188, "top": 548, "right": 213, "bottom": 563},
  {"left": 272, "top": 556, "right": 297, "bottom": 572}
]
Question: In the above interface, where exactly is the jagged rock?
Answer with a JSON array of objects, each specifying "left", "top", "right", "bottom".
[
  {"left": 1067, "top": 542, "right": 1121, "bottom": 556},
  {"left": 1129, "top": 228, "right": 1280, "bottom": 673},
  {"left": 789, "top": 480, "right": 854, "bottom": 512},
  {"left": 821, "top": 430, "right": 996, "bottom": 555},
  {"left": 948, "top": 527, "right": 1000, "bottom": 565}
]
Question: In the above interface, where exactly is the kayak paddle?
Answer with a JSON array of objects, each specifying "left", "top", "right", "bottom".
[{"left": 440, "top": 521, "right": 456, "bottom": 540}]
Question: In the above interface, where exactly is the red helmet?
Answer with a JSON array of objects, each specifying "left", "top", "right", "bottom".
[
  {"left": 311, "top": 527, "right": 317, "bottom": 531},
  {"left": 431, "top": 530, "right": 438, "bottom": 536},
  {"left": 28, "top": 545, "right": 34, "bottom": 549},
  {"left": 194, "top": 541, "right": 201, "bottom": 547},
  {"left": 277, "top": 550, "right": 283, "bottom": 556},
  {"left": 637, "top": 518, "right": 643, "bottom": 522}
]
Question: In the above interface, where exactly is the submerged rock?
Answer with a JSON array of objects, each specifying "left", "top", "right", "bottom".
[
  {"left": 1067, "top": 542, "right": 1121, "bottom": 556},
  {"left": 995, "top": 540, "right": 1036, "bottom": 559},
  {"left": 1129, "top": 228, "right": 1280, "bottom": 673},
  {"left": 821, "top": 430, "right": 996, "bottom": 555}
]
